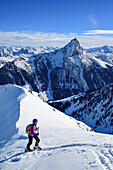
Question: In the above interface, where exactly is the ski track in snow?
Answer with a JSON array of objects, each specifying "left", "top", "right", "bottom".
[
  {"left": 1, "top": 130, "right": 113, "bottom": 170},
  {"left": 0, "top": 84, "right": 113, "bottom": 170}
]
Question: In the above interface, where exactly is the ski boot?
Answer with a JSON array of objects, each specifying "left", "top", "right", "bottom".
[
  {"left": 34, "top": 146, "right": 41, "bottom": 151},
  {"left": 25, "top": 147, "right": 33, "bottom": 152}
]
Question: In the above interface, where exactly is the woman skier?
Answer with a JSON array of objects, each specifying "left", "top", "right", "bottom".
[{"left": 26, "top": 118, "right": 41, "bottom": 151}]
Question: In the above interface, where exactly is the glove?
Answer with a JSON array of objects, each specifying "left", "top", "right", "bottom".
[{"left": 35, "top": 127, "right": 39, "bottom": 134}]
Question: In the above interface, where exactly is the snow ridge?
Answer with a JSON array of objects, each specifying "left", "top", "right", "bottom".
[{"left": 1, "top": 85, "right": 113, "bottom": 170}]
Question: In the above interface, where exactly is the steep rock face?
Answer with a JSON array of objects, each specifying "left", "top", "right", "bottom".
[
  {"left": 30, "top": 38, "right": 87, "bottom": 100},
  {"left": 32, "top": 38, "right": 113, "bottom": 100},
  {"left": 0, "top": 39, "right": 113, "bottom": 100},
  {"left": 49, "top": 83, "right": 113, "bottom": 134},
  {"left": 0, "top": 61, "right": 39, "bottom": 92}
]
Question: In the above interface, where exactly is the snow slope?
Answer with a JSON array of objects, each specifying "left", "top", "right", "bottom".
[{"left": 0, "top": 84, "right": 113, "bottom": 170}]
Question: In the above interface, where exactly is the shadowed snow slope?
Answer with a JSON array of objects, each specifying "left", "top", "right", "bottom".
[
  {"left": 0, "top": 84, "right": 25, "bottom": 146},
  {"left": 0, "top": 84, "right": 113, "bottom": 170}
]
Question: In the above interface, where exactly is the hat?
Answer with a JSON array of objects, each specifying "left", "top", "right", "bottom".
[{"left": 33, "top": 118, "right": 38, "bottom": 124}]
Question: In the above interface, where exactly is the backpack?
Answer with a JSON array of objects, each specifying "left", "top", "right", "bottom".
[{"left": 25, "top": 124, "right": 32, "bottom": 134}]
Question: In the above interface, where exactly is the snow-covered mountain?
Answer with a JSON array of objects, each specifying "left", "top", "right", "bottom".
[
  {"left": 0, "top": 38, "right": 113, "bottom": 101},
  {"left": 86, "top": 45, "right": 113, "bottom": 53},
  {"left": 0, "top": 46, "right": 58, "bottom": 57},
  {"left": 1, "top": 84, "right": 113, "bottom": 170},
  {"left": 49, "top": 83, "right": 113, "bottom": 134}
]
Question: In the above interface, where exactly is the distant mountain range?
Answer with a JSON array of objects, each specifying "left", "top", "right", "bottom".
[
  {"left": 86, "top": 45, "right": 113, "bottom": 53},
  {"left": 0, "top": 38, "right": 113, "bottom": 100},
  {"left": 0, "top": 46, "right": 59, "bottom": 57},
  {"left": 1, "top": 38, "right": 113, "bottom": 134}
]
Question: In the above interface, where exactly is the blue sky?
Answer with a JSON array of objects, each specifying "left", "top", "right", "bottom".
[{"left": 0, "top": 0, "right": 113, "bottom": 48}]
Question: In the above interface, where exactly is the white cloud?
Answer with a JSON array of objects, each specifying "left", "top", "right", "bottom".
[
  {"left": 76, "top": 35, "right": 113, "bottom": 48},
  {"left": 83, "top": 30, "right": 113, "bottom": 35},
  {"left": 0, "top": 31, "right": 113, "bottom": 49},
  {"left": 89, "top": 14, "right": 98, "bottom": 26},
  {"left": 0, "top": 31, "right": 77, "bottom": 47}
]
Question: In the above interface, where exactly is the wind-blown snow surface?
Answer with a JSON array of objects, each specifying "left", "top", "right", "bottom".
[{"left": 0, "top": 85, "right": 113, "bottom": 170}]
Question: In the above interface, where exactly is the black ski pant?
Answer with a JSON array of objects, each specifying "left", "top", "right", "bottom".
[{"left": 27, "top": 135, "right": 40, "bottom": 149}]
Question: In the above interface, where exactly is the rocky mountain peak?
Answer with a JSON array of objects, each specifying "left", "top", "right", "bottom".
[
  {"left": 1, "top": 38, "right": 113, "bottom": 101},
  {"left": 62, "top": 38, "right": 83, "bottom": 56},
  {"left": 67, "top": 38, "right": 81, "bottom": 48}
]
